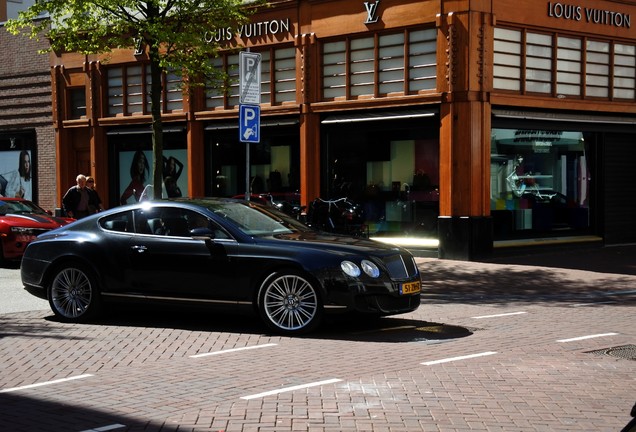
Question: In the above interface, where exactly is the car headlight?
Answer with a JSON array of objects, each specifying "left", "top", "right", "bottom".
[
  {"left": 361, "top": 260, "right": 380, "bottom": 278},
  {"left": 341, "top": 260, "right": 361, "bottom": 277}
]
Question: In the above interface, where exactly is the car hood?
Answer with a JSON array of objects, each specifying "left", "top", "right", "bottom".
[
  {"left": 262, "top": 231, "right": 407, "bottom": 256},
  {"left": 0, "top": 213, "right": 73, "bottom": 228}
]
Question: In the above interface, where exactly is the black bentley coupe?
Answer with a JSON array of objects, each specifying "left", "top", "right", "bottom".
[{"left": 21, "top": 198, "right": 421, "bottom": 335}]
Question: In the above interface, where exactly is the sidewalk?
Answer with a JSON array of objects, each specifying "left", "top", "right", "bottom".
[{"left": 483, "top": 243, "right": 636, "bottom": 276}]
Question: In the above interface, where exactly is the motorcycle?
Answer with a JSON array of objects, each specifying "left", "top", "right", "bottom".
[{"left": 306, "top": 197, "right": 367, "bottom": 237}]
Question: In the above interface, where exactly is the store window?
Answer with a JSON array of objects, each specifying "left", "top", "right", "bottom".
[
  {"left": 490, "top": 128, "right": 590, "bottom": 239},
  {"left": 205, "top": 125, "right": 300, "bottom": 203},
  {"left": 321, "top": 28, "right": 437, "bottom": 101},
  {"left": 323, "top": 119, "right": 439, "bottom": 238}
]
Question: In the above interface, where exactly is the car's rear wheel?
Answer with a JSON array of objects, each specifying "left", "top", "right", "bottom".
[
  {"left": 48, "top": 262, "right": 101, "bottom": 322},
  {"left": 258, "top": 270, "right": 322, "bottom": 335}
]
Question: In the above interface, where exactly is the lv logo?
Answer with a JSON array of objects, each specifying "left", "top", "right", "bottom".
[{"left": 364, "top": 0, "right": 381, "bottom": 24}]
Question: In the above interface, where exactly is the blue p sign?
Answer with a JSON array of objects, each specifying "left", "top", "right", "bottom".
[{"left": 239, "top": 104, "right": 260, "bottom": 143}]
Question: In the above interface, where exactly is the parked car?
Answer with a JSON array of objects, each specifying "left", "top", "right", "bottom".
[
  {"left": 621, "top": 402, "right": 636, "bottom": 432},
  {"left": 0, "top": 197, "right": 74, "bottom": 264},
  {"left": 21, "top": 198, "right": 421, "bottom": 335}
]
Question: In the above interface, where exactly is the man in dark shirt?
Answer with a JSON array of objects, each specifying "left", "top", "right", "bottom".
[{"left": 62, "top": 174, "right": 99, "bottom": 219}]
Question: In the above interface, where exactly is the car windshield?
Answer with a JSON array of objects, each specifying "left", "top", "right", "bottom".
[
  {"left": 202, "top": 200, "right": 312, "bottom": 237},
  {"left": 0, "top": 199, "right": 48, "bottom": 216}
]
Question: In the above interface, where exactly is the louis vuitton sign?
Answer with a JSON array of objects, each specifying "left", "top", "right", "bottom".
[{"left": 547, "top": 2, "right": 630, "bottom": 28}]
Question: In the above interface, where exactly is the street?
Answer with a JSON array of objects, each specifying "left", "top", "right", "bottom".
[{"left": 1, "top": 255, "right": 635, "bottom": 432}]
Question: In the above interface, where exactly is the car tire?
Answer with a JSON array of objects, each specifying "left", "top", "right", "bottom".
[
  {"left": 47, "top": 262, "right": 101, "bottom": 323},
  {"left": 258, "top": 269, "right": 323, "bottom": 335}
]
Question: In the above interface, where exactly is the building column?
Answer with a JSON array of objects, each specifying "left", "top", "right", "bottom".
[
  {"left": 437, "top": 9, "right": 494, "bottom": 260},
  {"left": 298, "top": 33, "right": 320, "bottom": 209}
]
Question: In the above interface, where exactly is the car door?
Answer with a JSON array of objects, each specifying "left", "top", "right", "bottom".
[{"left": 126, "top": 206, "right": 242, "bottom": 303}]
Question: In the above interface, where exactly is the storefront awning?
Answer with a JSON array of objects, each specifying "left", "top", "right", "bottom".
[
  {"left": 321, "top": 109, "right": 437, "bottom": 124},
  {"left": 492, "top": 109, "right": 636, "bottom": 125}
]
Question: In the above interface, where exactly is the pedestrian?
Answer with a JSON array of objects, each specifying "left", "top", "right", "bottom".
[
  {"left": 62, "top": 174, "right": 99, "bottom": 219},
  {"left": 86, "top": 176, "right": 104, "bottom": 213}
]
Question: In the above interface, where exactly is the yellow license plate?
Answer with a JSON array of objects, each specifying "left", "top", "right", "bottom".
[{"left": 400, "top": 280, "right": 421, "bottom": 295}]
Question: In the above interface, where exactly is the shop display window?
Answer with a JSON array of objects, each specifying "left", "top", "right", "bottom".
[
  {"left": 325, "top": 126, "right": 439, "bottom": 238},
  {"left": 490, "top": 128, "right": 590, "bottom": 239}
]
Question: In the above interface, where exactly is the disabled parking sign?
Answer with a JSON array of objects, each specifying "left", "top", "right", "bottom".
[{"left": 239, "top": 104, "right": 260, "bottom": 143}]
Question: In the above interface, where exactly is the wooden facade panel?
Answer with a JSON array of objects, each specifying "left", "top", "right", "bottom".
[{"left": 307, "top": 0, "right": 439, "bottom": 38}]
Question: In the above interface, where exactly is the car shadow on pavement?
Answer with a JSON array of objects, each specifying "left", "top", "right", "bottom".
[{"left": 88, "top": 304, "right": 474, "bottom": 343}]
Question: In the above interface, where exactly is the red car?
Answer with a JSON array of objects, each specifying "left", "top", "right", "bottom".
[{"left": 0, "top": 197, "right": 75, "bottom": 264}]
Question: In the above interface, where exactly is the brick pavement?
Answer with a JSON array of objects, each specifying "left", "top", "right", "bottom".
[{"left": 0, "top": 248, "right": 635, "bottom": 432}]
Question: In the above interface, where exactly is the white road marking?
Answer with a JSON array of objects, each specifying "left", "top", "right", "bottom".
[
  {"left": 0, "top": 374, "right": 93, "bottom": 393},
  {"left": 190, "top": 343, "right": 277, "bottom": 358},
  {"left": 241, "top": 378, "right": 342, "bottom": 400},
  {"left": 557, "top": 332, "right": 618, "bottom": 343},
  {"left": 421, "top": 351, "right": 497, "bottom": 366},
  {"left": 472, "top": 311, "right": 527, "bottom": 319},
  {"left": 80, "top": 424, "right": 126, "bottom": 432}
]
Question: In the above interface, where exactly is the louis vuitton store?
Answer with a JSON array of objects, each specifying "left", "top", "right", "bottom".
[{"left": 50, "top": 0, "right": 636, "bottom": 260}]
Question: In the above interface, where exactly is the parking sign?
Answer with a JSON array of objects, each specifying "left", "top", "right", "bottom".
[
  {"left": 239, "top": 104, "right": 260, "bottom": 143},
  {"left": 239, "top": 51, "right": 261, "bottom": 105}
]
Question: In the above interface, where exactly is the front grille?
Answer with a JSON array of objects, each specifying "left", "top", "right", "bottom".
[{"left": 382, "top": 254, "right": 418, "bottom": 279}]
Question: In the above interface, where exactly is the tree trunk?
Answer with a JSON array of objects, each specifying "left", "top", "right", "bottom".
[{"left": 149, "top": 43, "right": 164, "bottom": 200}]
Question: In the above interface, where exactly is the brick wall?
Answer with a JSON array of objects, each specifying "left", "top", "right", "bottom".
[{"left": 0, "top": 25, "right": 57, "bottom": 211}]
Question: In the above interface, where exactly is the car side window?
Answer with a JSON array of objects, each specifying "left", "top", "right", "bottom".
[
  {"left": 100, "top": 212, "right": 132, "bottom": 232},
  {"left": 184, "top": 210, "right": 231, "bottom": 239},
  {"left": 133, "top": 207, "right": 231, "bottom": 239}
]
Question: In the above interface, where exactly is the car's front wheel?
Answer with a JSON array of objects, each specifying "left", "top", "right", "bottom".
[
  {"left": 48, "top": 262, "right": 101, "bottom": 322},
  {"left": 258, "top": 270, "right": 322, "bottom": 335}
]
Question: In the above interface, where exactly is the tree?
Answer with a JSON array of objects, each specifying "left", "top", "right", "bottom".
[{"left": 6, "top": 0, "right": 256, "bottom": 199}]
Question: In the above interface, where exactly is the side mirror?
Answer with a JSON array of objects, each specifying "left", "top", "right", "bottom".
[{"left": 190, "top": 227, "right": 215, "bottom": 238}]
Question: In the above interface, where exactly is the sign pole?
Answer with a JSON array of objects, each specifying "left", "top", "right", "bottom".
[
  {"left": 245, "top": 142, "right": 250, "bottom": 201},
  {"left": 239, "top": 51, "right": 262, "bottom": 203}
]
